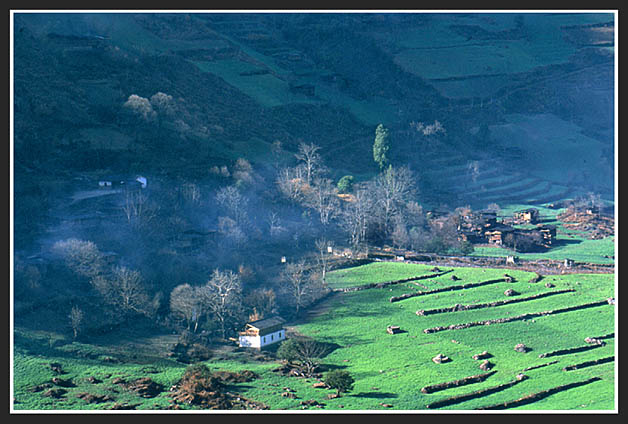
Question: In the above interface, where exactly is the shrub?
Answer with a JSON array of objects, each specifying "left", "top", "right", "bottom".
[
  {"left": 324, "top": 370, "right": 354, "bottom": 395},
  {"left": 337, "top": 175, "right": 355, "bottom": 194}
]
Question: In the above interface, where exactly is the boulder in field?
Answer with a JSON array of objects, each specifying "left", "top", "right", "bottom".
[
  {"left": 479, "top": 360, "right": 494, "bottom": 371},
  {"left": 504, "top": 289, "right": 518, "bottom": 296},
  {"left": 514, "top": 343, "right": 529, "bottom": 353},
  {"left": 387, "top": 325, "right": 402, "bottom": 334},
  {"left": 472, "top": 351, "right": 492, "bottom": 360},
  {"left": 432, "top": 354, "right": 451, "bottom": 364}
]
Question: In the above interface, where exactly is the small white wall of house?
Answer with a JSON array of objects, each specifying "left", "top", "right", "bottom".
[
  {"left": 260, "top": 329, "right": 285, "bottom": 347},
  {"left": 239, "top": 329, "right": 286, "bottom": 349},
  {"left": 239, "top": 335, "right": 261, "bottom": 349}
]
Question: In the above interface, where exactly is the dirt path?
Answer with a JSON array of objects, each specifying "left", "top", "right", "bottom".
[{"left": 369, "top": 255, "right": 614, "bottom": 275}]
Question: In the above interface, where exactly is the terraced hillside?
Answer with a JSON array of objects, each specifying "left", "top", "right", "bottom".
[
  {"left": 297, "top": 262, "right": 616, "bottom": 410},
  {"left": 14, "top": 12, "right": 614, "bottom": 209}
]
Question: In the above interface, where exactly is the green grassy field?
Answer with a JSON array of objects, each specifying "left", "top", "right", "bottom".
[
  {"left": 193, "top": 59, "right": 317, "bottom": 108},
  {"left": 294, "top": 263, "right": 615, "bottom": 411},
  {"left": 14, "top": 262, "right": 614, "bottom": 411}
]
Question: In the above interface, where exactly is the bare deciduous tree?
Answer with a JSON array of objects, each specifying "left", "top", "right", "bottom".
[
  {"left": 295, "top": 142, "right": 323, "bottom": 186},
  {"left": 404, "top": 201, "right": 426, "bottom": 228},
  {"left": 284, "top": 338, "right": 331, "bottom": 377},
  {"left": 314, "top": 238, "right": 334, "bottom": 283},
  {"left": 267, "top": 211, "right": 286, "bottom": 238},
  {"left": 341, "top": 189, "right": 374, "bottom": 249},
  {"left": 411, "top": 120, "right": 446, "bottom": 136},
  {"left": 215, "top": 185, "right": 249, "bottom": 226},
  {"left": 68, "top": 305, "right": 84, "bottom": 339},
  {"left": 305, "top": 178, "right": 341, "bottom": 225},
  {"left": 170, "top": 283, "right": 206, "bottom": 332},
  {"left": 201, "top": 269, "right": 243, "bottom": 339},
  {"left": 91, "top": 266, "right": 158, "bottom": 318},
  {"left": 280, "top": 260, "right": 324, "bottom": 316},
  {"left": 51, "top": 238, "right": 105, "bottom": 279},
  {"left": 123, "top": 94, "right": 156, "bottom": 121},
  {"left": 371, "top": 166, "right": 417, "bottom": 238},
  {"left": 276, "top": 166, "right": 306, "bottom": 202},
  {"left": 122, "top": 189, "right": 158, "bottom": 227}
]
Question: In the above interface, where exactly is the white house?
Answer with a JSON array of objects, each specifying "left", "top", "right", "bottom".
[
  {"left": 238, "top": 316, "right": 286, "bottom": 349},
  {"left": 136, "top": 176, "right": 147, "bottom": 188}
]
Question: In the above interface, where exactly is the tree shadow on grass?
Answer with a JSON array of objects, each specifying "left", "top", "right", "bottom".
[{"left": 319, "top": 363, "right": 349, "bottom": 372}]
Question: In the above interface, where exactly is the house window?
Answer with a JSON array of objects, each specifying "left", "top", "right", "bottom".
[
  {"left": 271, "top": 335, "right": 274, "bottom": 341},
  {"left": 262, "top": 337, "right": 266, "bottom": 343}
]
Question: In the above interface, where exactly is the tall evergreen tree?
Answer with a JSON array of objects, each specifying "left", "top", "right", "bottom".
[{"left": 373, "top": 124, "right": 390, "bottom": 170}]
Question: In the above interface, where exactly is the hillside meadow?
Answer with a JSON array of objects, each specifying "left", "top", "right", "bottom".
[{"left": 14, "top": 261, "right": 615, "bottom": 411}]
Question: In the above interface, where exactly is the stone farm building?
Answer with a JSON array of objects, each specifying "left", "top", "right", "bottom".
[
  {"left": 238, "top": 316, "right": 286, "bottom": 349},
  {"left": 513, "top": 208, "right": 540, "bottom": 224}
]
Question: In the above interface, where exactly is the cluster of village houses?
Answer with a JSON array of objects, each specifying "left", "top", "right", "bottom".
[{"left": 456, "top": 208, "right": 556, "bottom": 252}]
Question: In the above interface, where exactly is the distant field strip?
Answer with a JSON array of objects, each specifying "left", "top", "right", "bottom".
[
  {"left": 389, "top": 278, "right": 507, "bottom": 303},
  {"left": 415, "top": 289, "right": 575, "bottom": 316},
  {"left": 420, "top": 371, "right": 497, "bottom": 394},
  {"left": 337, "top": 270, "right": 453, "bottom": 292},
  {"left": 465, "top": 177, "right": 543, "bottom": 198},
  {"left": 422, "top": 299, "right": 612, "bottom": 334},
  {"left": 475, "top": 377, "right": 603, "bottom": 410},
  {"left": 562, "top": 356, "right": 614, "bottom": 372},
  {"left": 426, "top": 375, "right": 527, "bottom": 409},
  {"left": 464, "top": 173, "right": 527, "bottom": 193}
]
